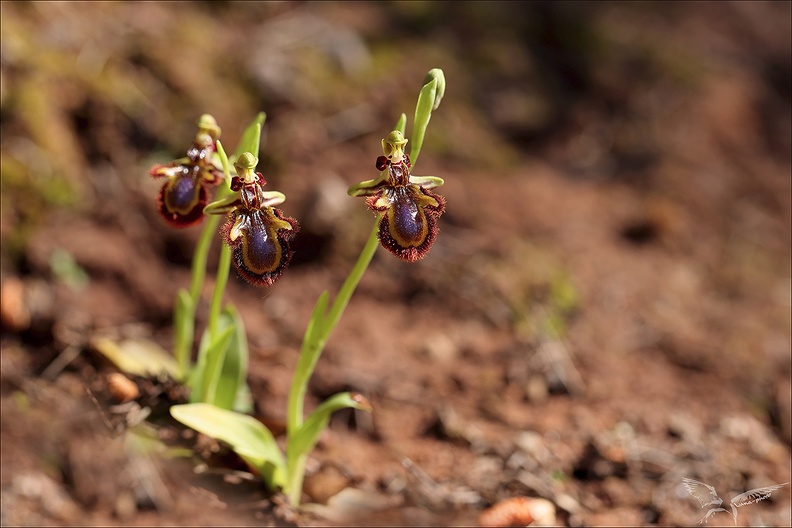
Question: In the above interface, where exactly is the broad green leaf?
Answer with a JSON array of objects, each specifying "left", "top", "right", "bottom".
[
  {"left": 233, "top": 112, "right": 267, "bottom": 161},
  {"left": 92, "top": 337, "right": 179, "bottom": 378},
  {"left": 170, "top": 403, "right": 286, "bottom": 488},
  {"left": 213, "top": 305, "right": 249, "bottom": 411},
  {"left": 289, "top": 392, "right": 371, "bottom": 461}
]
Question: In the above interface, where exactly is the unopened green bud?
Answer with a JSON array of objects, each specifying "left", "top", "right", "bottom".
[
  {"left": 424, "top": 69, "right": 445, "bottom": 109},
  {"left": 197, "top": 114, "right": 221, "bottom": 140}
]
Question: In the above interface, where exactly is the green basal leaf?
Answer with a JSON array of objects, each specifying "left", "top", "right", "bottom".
[
  {"left": 190, "top": 312, "right": 235, "bottom": 403},
  {"left": 289, "top": 392, "right": 371, "bottom": 461},
  {"left": 173, "top": 288, "right": 194, "bottom": 379},
  {"left": 233, "top": 112, "right": 267, "bottom": 162},
  {"left": 394, "top": 113, "right": 407, "bottom": 135},
  {"left": 170, "top": 403, "right": 286, "bottom": 488},
  {"left": 213, "top": 304, "right": 249, "bottom": 411},
  {"left": 200, "top": 322, "right": 234, "bottom": 404},
  {"left": 188, "top": 327, "right": 210, "bottom": 402},
  {"left": 92, "top": 337, "right": 179, "bottom": 378}
]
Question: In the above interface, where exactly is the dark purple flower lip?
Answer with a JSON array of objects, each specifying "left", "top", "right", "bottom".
[
  {"left": 366, "top": 180, "right": 445, "bottom": 262},
  {"left": 221, "top": 206, "right": 299, "bottom": 287}
]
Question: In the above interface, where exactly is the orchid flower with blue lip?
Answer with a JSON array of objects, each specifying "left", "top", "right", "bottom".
[
  {"left": 348, "top": 130, "right": 445, "bottom": 262},
  {"left": 150, "top": 115, "right": 223, "bottom": 228},
  {"left": 204, "top": 152, "right": 299, "bottom": 287}
]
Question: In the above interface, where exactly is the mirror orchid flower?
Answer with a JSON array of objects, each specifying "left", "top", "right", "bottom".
[
  {"left": 348, "top": 131, "right": 445, "bottom": 262},
  {"left": 204, "top": 153, "right": 299, "bottom": 287},
  {"left": 149, "top": 115, "right": 223, "bottom": 228}
]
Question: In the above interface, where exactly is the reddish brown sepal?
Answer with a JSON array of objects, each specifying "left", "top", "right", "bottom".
[{"left": 221, "top": 208, "right": 300, "bottom": 287}]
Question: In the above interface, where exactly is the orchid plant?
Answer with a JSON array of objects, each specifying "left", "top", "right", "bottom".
[
  {"left": 169, "top": 68, "right": 447, "bottom": 507},
  {"left": 98, "top": 67, "right": 446, "bottom": 507},
  {"left": 95, "top": 112, "right": 297, "bottom": 412}
]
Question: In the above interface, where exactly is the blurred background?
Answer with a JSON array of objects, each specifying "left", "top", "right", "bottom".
[{"left": 1, "top": 2, "right": 790, "bottom": 526}]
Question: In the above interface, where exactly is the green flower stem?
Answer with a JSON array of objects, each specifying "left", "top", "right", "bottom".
[
  {"left": 208, "top": 242, "right": 232, "bottom": 339},
  {"left": 284, "top": 219, "right": 379, "bottom": 506},
  {"left": 173, "top": 138, "right": 235, "bottom": 380},
  {"left": 173, "top": 211, "right": 221, "bottom": 378},
  {"left": 285, "top": 453, "right": 310, "bottom": 507},
  {"left": 286, "top": 219, "right": 380, "bottom": 435},
  {"left": 203, "top": 140, "right": 234, "bottom": 393}
]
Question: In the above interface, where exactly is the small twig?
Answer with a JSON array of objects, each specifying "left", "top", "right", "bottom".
[
  {"left": 401, "top": 456, "right": 481, "bottom": 507},
  {"left": 41, "top": 345, "right": 81, "bottom": 380}
]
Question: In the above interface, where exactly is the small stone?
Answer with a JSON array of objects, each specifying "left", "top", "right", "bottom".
[
  {"left": 303, "top": 464, "right": 352, "bottom": 504},
  {"left": 421, "top": 332, "right": 457, "bottom": 362},
  {"left": 106, "top": 373, "right": 140, "bottom": 403},
  {"left": 0, "top": 277, "right": 30, "bottom": 330},
  {"left": 525, "top": 375, "right": 549, "bottom": 403},
  {"left": 478, "top": 496, "right": 556, "bottom": 527}
]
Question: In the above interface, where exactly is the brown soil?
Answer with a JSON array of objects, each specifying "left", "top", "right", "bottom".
[{"left": 1, "top": 2, "right": 790, "bottom": 526}]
